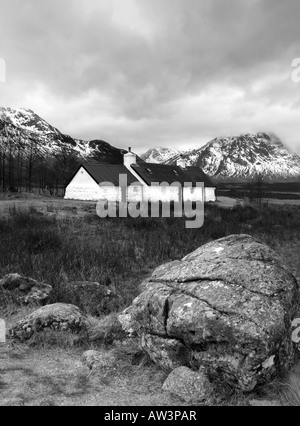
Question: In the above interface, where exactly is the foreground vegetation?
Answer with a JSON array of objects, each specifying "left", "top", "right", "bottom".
[
  {"left": 1, "top": 202, "right": 299, "bottom": 312},
  {"left": 0, "top": 201, "right": 300, "bottom": 406}
]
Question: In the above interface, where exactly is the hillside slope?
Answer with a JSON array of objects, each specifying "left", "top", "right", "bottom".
[
  {"left": 0, "top": 107, "right": 132, "bottom": 191},
  {"left": 165, "top": 133, "right": 300, "bottom": 182}
]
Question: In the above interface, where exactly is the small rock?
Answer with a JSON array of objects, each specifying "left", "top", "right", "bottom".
[
  {"left": 163, "top": 367, "right": 213, "bottom": 404},
  {"left": 0, "top": 273, "right": 52, "bottom": 305},
  {"left": 81, "top": 350, "right": 116, "bottom": 370},
  {"left": 118, "top": 307, "right": 136, "bottom": 337},
  {"left": 9, "top": 303, "right": 89, "bottom": 341}
]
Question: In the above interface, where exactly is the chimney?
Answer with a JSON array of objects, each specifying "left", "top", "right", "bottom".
[
  {"left": 124, "top": 147, "right": 137, "bottom": 168},
  {"left": 176, "top": 155, "right": 186, "bottom": 169}
]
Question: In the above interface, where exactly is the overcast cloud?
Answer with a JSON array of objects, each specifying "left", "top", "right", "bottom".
[{"left": 0, "top": 0, "right": 300, "bottom": 153}]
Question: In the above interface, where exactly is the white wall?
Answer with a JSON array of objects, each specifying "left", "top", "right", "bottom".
[
  {"left": 124, "top": 163, "right": 216, "bottom": 204},
  {"left": 205, "top": 187, "right": 216, "bottom": 202},
  {"left": 99, "top": 185, "right": 121, "bottom": 201},
  {"left": 127, "top": 185, "right": 144, "bottom": 202},
  {"left": 65, "top": 167, "right": 104, "bottom": 201},
  {"left": 183, "top": 187, "right": 204, "bottom": 202},
  {"left": 143, "top": 186, "right": 179, "bottom": 202},
  {"left": 65, "top": 166, "right": 216, "bottom": 203},
  {"left": 65, "top": 167, "right": 143, "bottom": 201},
  {"left": 139, "top": 185, "right": 215, "bottom": 203},
  {"left": 144, "top": 186, "right": 215, "bottom": 203}
]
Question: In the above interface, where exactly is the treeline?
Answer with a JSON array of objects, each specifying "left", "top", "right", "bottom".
[{"left": 0, "top": 124, "right": 80, "bottom": 195}]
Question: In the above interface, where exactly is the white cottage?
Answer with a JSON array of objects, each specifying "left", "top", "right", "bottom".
[
  {"left": 64, "top": 163, "right": 141, "bottom": 202},
  {"left": 64, "top": 149, "right": 216, "bottom": 203}
]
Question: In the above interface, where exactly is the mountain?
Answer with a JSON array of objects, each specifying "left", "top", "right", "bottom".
[
  {"left": 165, "top": 133, "right": 300, "bottom": 182},
  {"left": 0, "top": 107, "right": 130, "bottom": 163},
  {"left": 141, "top": 147, "right": 181, "bottom": 164},
  {"left": 0, "top": 107, "right": 133, "bottom": 191},
  {"left": 2, "top": 108, "right": 299, "bottom": 190}
]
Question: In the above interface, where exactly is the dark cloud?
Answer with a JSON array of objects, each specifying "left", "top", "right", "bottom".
[{"left": 0, "top": 0, "right": 300, "bottom": 153}]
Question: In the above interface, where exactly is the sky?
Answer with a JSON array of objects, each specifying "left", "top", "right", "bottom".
[{"left": 0, "top": 0, "right": 300, "bottom": 154}]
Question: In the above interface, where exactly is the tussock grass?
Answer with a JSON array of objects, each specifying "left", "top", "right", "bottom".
[
  {"left": 88, "top": 314, "right": 127, "bottom": 346},
  {"left": 280, "top": 365, "right": 300, "bottom": 406},
  {"left": 0, "top": 203, "right": 300, "bottom": 316},
  {"left": 25, "top": 330, "right": 89, "bottom": 350}
]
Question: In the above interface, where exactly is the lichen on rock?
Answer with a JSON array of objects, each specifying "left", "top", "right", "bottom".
[
  {"left": 9, "top": 303, "right": 89, "bottom": 341},
  {"left": 119, "top": 235, "right": 300, "bottom": 392}
]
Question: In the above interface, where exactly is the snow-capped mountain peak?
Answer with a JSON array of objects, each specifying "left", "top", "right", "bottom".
[
  {"left": 164, "top": 133, "right": 300, "bottom": 182},
  {"left": 0, "top": 107, "right": 131, "bottom": 166},
  {"left": 1, "top": 108, "right": 299, "bottom": 183},
  {"left": 0, "top": 107, "right": 60, "bottom": 135},
  {"left": 141, "top": 147, "right": 182, "bottom": 164}
]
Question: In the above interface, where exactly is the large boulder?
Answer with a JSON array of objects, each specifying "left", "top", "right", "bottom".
[
  {"left": 9, "top": 303, "right": 89, "bottom": 341},
  {"left": 0, "top": 273, "right": 52, "bottom": 305},
  {"left": 120, "top": 235, "right": 300, "bottom": 392}
]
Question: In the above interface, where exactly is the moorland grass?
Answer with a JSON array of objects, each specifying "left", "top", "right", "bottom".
[{"left": 0, "top": 203, "right": 299, "bottom": 315}]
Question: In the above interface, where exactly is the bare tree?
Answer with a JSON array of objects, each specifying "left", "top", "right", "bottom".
[{"left": 249, "top": 173, "right": 264, "bottom": 206}]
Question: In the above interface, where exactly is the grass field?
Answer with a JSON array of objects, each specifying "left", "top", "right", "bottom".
[{"left": 0, "top": 198, "right": 300, "bottom": 406}]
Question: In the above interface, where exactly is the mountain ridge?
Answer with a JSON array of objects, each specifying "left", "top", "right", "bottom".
[
  {"left": 0, "top": 107, "right": 134, "bottom": 191},
  {"left": 0, "top": 107, "right": 130, "bottom": 163},
  {"left": 1, "top": 108, "right": 300, "bottom": 186},
  {"left": 159, "top": 133, "right": 300, "bottom": 182}
]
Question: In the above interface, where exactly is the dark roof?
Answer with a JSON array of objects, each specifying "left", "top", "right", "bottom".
[
  {"left": 81, "top": 164, "right": 140, "bottom": 186},
  {"left": 131, "top": 163, "right": 215, "bottom": 187},
  {"left": 184, "top": 167, "right": 215, "bottom": 187},
  {"left": 66, "top": 162, "right": 215, "bottom": 189}
]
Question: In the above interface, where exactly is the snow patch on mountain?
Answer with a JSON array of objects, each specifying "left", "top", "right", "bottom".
[
  {"left": 165, "top": 133, "right": 300, "bottom": 182},
  {"left": 141, "top": 147, "right": 182, "bottom": 164},
  {"left": 0, "top": 107, "right": 60, "bottom": 135},
  {"left": 1, "top": 108, "right": 299, "bottom": 182},
  {"left": 0, "top": 107, "right": 127, "bottom": 164}
]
